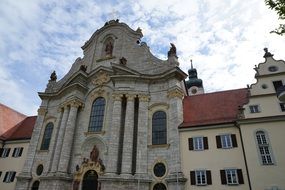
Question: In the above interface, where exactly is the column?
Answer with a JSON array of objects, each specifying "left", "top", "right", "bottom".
[
  {"left": 58, "top": 100, "right": 82, "bottom": 173},
  {"left": 15, "top": 107, "right": 47, "bottom": 190},
  {"left": 21, "top": 107, "right": 47, "bottom": 174},
  {"left": 136, "top": 95, "right": 150, "bottom": 174},
  {"left": 121, "top": 94, "right": 135, "bottom": 174},
  {"left": 50, "top": 105, "right": 70, "bottom": 173},
  {"left": 106, "top": 94, "right": 122, "bottom": 173}
]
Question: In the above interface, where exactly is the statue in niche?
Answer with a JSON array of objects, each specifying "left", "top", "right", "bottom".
[
  {"left": 105, "top": 41, "right": 113, "bottom": 57},
  {"left": 50, "top": 71, "right": 57, "bottom": 81},
  {"left": 90, "top": 145, "right": 100, "bottom": 162},
  {"left": 167, "top": 43, "right": 177, "bottom": 58}
]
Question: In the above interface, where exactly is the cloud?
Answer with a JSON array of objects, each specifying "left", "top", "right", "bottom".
[{"left": 0, "top": 0, "right": 285, "bottom": 115}]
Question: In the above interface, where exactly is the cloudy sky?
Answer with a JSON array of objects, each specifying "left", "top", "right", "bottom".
[{"left": 1, "top": 0, "right": 285, "bottom": 116}]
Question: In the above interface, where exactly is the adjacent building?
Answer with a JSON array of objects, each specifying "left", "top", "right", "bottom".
[{"left": 0, "top": 115, "right": 36, "bottom": 190}]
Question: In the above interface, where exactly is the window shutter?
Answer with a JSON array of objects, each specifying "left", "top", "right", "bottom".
[
  {"left": 6, "top": 148, "right": 10, "bottom": 157},
  {"left": 0, "top": 148, "right": 3, "bottom": 157},
  {"left": 3, "top": 172, "right": 8, "bottom": 182},
  {"left": 190, "top": 171, "right": 196, "bottom": 185},
  {"left": 203, "top": 137, "right": 208, "bottom": 149},
  {"left": 188, "top": 138, "right": 194, "bottom": 150},
  {"left": 220, "top": 170, "right": 227, "bottom": 184},
  {"left": 231, "top": 134, "right": 238, "bottom": 147},
  {"left": 237, "top": 169, "right": 244, "bottom": 184},
  {"left": 12, "top": 148, "right": 16, "bottom": 157},
  {"left": 216, "top": 136, "right": 222, "bottom": 148},
  {"left": 11, "top": 172, "right": 16, "bottom": 182},
  {"left": 19, "top": 147, "right": 23, "bottom": 157},
  {"left": 206, "top": 170, "right": 212, "bottom": 185}
]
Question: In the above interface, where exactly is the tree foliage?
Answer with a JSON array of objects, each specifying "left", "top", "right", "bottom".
[{"left": 265, "top": 0, "right": 285, "bottom": 35}]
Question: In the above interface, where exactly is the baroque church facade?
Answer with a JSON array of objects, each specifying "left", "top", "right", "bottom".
[{"left": 15, "top": 20, "right": 187, "bottom": 190}]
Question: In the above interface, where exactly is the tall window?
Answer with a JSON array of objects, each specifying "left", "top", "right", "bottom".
[
  {"left": 152, "top": 111, "right": 167, "bottom": 145},
  {"left": 40, "top": 123, "right": 54, "bottom": 150},
  {"left": 31, "top": 180, "right": 40, "bottom": 190},
  {"left": 0, "top": 148, "right": 11, "bottom": 158},
  {"left": 256, "top": 131, "right": 274, "bottom": 165},
  {"left": 89, "top": 97, "right": 105, "bottom": 132}
]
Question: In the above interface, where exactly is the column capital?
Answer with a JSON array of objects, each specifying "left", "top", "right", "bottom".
[
  {"left": 37, "top": 107, "right": 47, "bottom": 116},
  {"left": 138, "top": 94, "right": 150, "bottom": 102},
  {"left": 112, "top": 93, "right": 123, "bottom": 101},
  {"left": 69, "top": 99, "right": 84, "bottom": 108},
  {"left": 167, "top": 88, "right": 184, "bottom": 99},
  {"left": 125, "top": 94, "right": 136, "bottom": 101}
]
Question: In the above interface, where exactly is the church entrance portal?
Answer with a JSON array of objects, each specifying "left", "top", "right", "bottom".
[{"left": 82, "top": 170, "right": 98, "bottom": 190}]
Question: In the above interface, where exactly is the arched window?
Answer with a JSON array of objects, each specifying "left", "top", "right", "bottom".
[
  {"left": 256, "top": 131, "right": 274, "bottom": 165},
  {"left": 31, "top": 180, "right": 40, "bottom": 190},
  {"left": 152, "top": 111, "right": 167, "bottom": 145},
  {"left": 40, "top": 123, "right": 53, "bottom": 150},
  {"left": 153, "top": 183, "right": 167, "bottom": 190},
  {"left": 89, "top": 97, "right": 106, "bottom": 132}
]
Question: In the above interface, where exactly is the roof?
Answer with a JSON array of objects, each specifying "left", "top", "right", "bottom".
[
  {"left": 180, "top": 88, "right": 249, "bottom": 128},
  {"left": 0, "top": 116, "right": 37, "bottom": 141},
  {"left": 0, "top": 103, "right": 27, "bottom": 135}
]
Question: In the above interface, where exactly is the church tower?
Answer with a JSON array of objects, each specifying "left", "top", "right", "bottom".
[
  {"left": 15, "top": 20, "right": 187, "bottom": 190},
  {"left": 185, "top": 60, "right": 204, "bottom": 95}
]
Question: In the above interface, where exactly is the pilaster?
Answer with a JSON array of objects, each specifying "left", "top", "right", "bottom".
[
  {"left": 136, "top": 94, "right": 150, "bottom": 174},
  {"left": 106, "top": 93, "right": 123, "bottom": 173},
  {"left": 58, "top": 99, "right": 83, "bottom": 173},
  {"left": 121, "top": 94, "right": 135, "bottom": 174},
  {"left": 50, "top": 105, "right": 70, "bottom": 173}
]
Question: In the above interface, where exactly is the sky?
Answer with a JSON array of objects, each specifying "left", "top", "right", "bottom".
[{"left": 0, "top": 0, "right": 285, "bottom": 116}]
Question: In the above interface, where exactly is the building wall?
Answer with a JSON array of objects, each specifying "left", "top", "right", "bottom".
[
  {"left": 0, "top": 140, "right": 30, "bottom": 190},
  {"left": 180, "top": 125, "right": 249, "bottom": 190},
  {"left": 240, "top": 121, "right": 285, "bottom": 190}
]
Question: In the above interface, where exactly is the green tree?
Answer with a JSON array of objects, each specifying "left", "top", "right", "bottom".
[{"left": 265, "top": 0, "right": 285, "bottom": 35}]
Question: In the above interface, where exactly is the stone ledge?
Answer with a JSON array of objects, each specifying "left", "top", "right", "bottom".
[{"left": 147, "top": 144, "right": 170, "bottom": 149}]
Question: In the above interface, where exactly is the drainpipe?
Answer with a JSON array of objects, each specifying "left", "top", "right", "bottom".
[{"left": 235, "top": 123, "right": 252, "bottom": 190}]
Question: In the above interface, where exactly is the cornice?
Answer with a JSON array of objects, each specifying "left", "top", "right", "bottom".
[{"left": 237, "top": 115, "right": 285, "bottom": 124}]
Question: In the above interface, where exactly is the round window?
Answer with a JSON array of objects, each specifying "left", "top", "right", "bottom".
[
  {"left": 261, "top": 84, "right": 268, "bottom": 89},
  {"left": 36, "top": 164, "right": 43, "bottom": 176},
  {"left": 153, "top": 162, "right": 166, "bottom": 178},
  {"left": 268, "top": 66, "right": 278, "bottom": 72},
  {"left": 153, "top": 183, "right": 167, "bottom": 190}
]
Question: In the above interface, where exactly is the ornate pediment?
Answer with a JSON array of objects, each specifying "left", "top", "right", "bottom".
[{"left": 91, "top": 71, "right": 110, "bottom": 86}]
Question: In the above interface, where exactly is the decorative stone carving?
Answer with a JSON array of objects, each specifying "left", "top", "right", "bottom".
[
  {"left": 112, "top": 93, "right": 123, "bottom": 101},
  {"left": 80, "top": 65, "right": 87, "bottom": 72},
  {"left": 50, "top": 71, "right": 57, "bottom": 81},
  {"left": 167, "top": 88, "right": 184, "bottom": 99},
  {"left": 119, "top": 57, "right": 127, "bottom": 65},
  {"left": 37, "top": 107, "right": 47, "bottom": 116},
  {"left": 92, "top": 71, "right": 110, "bottom": 87},
  {"left": 126, "top": 94, "right": 136, "bottom": 101},
  {"left": 72, "top": 146, "right": 105, "bottom": 190},
  {"left": 167, "top": 43, "right": 177, "bottom": 58},
  {"left": 138, "top": 94, "right": 150, "bottom": 102}
]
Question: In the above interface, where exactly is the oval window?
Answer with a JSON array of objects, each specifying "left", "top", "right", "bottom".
[
  {"left": 153, "top": 162, "right": 166, "bottom": 178},
  {"left": 36, "top": 164, "right": 43, "bottom": 176}
]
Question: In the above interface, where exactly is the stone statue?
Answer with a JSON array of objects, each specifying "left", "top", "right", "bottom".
[
  {"left": 50, "top": 71, "right": 57, "bottom": 81},
  {"left": 80, "top": 65, "right": 87, "bottom": 72},
  {"left": 105, "top": 41, "right": 113, "bottom": 57},
  {"left": 167, "top": 43, "right": 177, "bottom": 58},
  {"left": 90, "top": 145, "right": 99, "bottom": 162},
  {"left": 120, "top": 57, "right": 127, "bottom": 65}
]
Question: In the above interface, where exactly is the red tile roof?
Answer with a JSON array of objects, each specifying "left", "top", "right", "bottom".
[
  {"left": 180, "top": 88, "right": 249, "bottom": 128},
  {"left": 0, "top": 116, "right": 36, "bottom": 141},
  {"left": 0, "top": 103, "right": 27, "bottom": 135}
]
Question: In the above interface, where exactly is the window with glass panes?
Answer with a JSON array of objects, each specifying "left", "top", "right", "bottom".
[
  {"left": 152, "top": 111, "right": 167, "bottom": 145},
  {"left": 88, "top": 97, "right": 105, "bottom": 132},
  {"left": 256, "top": 131, "right": 273, "bottom": 165}
]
